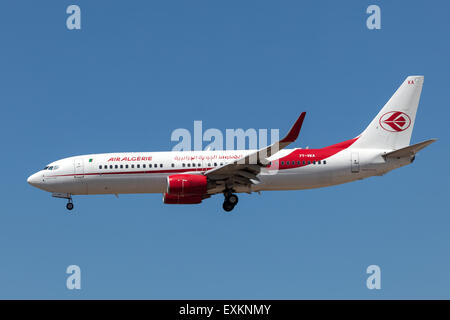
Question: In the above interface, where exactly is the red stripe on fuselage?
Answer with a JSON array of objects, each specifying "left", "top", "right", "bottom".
[
  {"left": 268, "top": 138, "right": 358, "bottom": 170},
  {"left": 47, "top": 168, "right": 213, "bottom": 178}
]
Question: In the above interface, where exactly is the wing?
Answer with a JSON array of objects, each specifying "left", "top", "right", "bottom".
[{"left": 205, "top": 112, "right": 306, "bottom": 190}]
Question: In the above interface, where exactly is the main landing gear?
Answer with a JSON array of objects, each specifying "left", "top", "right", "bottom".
[{"left": 222, "top": 191, "right": 238, "bottom": 212}]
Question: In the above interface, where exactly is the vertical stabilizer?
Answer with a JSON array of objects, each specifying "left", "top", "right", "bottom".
[{"left": 351, "top": 76, "right": 424, "bottom": 150}]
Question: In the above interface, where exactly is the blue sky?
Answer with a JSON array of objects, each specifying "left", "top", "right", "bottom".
[{"left": 0, "top": 0, "right": 448, "bottom": 299}]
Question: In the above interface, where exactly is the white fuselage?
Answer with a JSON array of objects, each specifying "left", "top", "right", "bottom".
[
  {"left": 26, "top": 76, "right": 428, "bottom": 211},
  {"left": 27, "top": 147, "right": 410, "bottom": 196}
]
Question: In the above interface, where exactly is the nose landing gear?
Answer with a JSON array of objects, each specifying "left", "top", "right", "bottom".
[
  {"left": 52, "top": 193, "right": 74, "bottom": 211},
  {"left": 222, "top": 191, "right": 238, "bottom": 212},
  {"left": 66, "top": 199, "right": 74, "bottom": 211}
]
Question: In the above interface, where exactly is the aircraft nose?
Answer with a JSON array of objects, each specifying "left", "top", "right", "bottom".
[{"left": 27, "top": 172, "right": 43, "bottom": 187}]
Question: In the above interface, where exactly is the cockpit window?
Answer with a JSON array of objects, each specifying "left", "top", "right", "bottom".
[{"left": 43, "top": 164, "right": 59, "bottom": 170}]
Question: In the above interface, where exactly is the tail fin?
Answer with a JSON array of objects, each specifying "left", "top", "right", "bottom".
[{"left": 351, "top": 76, "right": 424, "bottom": 150}]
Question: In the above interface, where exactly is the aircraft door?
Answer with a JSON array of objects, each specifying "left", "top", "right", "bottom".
[
  {"left": 351, "top": 152, "right": 360, "bottom": 173},
  {"left": 74, "top": 158, "right": 85, "bottom": 178}
]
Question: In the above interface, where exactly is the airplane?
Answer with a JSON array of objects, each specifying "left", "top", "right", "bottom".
[{"left": 27, "top": 76, "right": 436, "bottom": 212}]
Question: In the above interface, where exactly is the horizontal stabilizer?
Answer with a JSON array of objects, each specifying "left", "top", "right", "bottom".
[{"left": 383, "top": 139, "right": 437, "bottom": 159}]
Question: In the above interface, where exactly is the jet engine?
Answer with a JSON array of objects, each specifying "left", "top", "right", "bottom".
[
  {"left": 163, "top": 193, "right": 203, "bottom": 204},
  {"left": 164, "top": 174, "right": 207, "bottom": 204}
]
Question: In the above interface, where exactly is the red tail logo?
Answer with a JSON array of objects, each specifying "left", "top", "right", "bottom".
[{"left": 379, "top": 111, "right": 411, "bottom": 132}]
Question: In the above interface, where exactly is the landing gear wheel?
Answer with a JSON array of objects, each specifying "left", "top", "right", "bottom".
[
  {"left": 222, "top": 201, "right": 235, "bottom": 212},
  {"left": 66, "top": 202, "right": 74, "bottom": 211},
  {"left": 227, "top": 194, "right": 238, "bottom": 205}
]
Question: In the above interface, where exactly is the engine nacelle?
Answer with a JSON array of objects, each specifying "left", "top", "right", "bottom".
[
  {"left": 163, "top": 193, "right": 203, "bottom": 204},
  {"left": 166, "top": 174, "right": 207, "bottom": 196}
]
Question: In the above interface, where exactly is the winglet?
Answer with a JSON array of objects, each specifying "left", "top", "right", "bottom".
[{"left": 280, "top": 112, "right": 306, "bottom": 144}]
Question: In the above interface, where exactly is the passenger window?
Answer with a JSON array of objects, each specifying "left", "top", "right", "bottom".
[
  {"left": 160, "top": 164, "right": 163, "bottom": 168},
  {"left": 182, "top": 163, "right": 185, "bottom": 167},
  {"left": 214, "top": 163, "right": 217, "bottom": 166},
  {"left": 313, "top": 161, "right": 316, "bottom": 164},
  {"left": 198, "top": 163, "right": 201, "bottom": 167},
  {"left": 307, "top": 161, "right": 311, "bottom": 165},
  {"left": 220, "top": 163, "right": 223, "bottom": 166},
  {"left": 120, "top": 165, "right": 123, "bottom": 169},
  {"left": 187, "top": 163, "right": 191, "bottom": 167},
  {"left": 110, "top": 165, "right": 113, "bottom": 169},
  {"left": 137, "top": 164, "right": 140, "bottom": 168},
  {"left": 131, "top": 164, "right": 134, "bottom": 168},
  {"left": 115, "top": 165, "right": 118, "bottom": 169},
  {"left": 99, "top": 165, "right": 102, "bottom": 169},
  {"left": 149, "top": 164, "right": 152, "bottom": 168},
  {"left": 143, "top": 164, "right": 146, "bottom": 168},
  {"left": 281, "top": 161, "right": 284, "bottom": 165},
  {"left": 192, "top": 163, "right": 196, "bottom": 167},
  {"left": 323, "top": 160, "right": 327, "bottom": 164},
  {"left": 297, "top": 161, "right": 300, "bottom": 165},
  {"left": 126, "top": 164, "right": 129, "bottom": 169},
  {"left": 171, "top": 163, "right": 174, "bottom": 168},
  {"left": 302, "top": 161, "right": 306, "bottom": 165},
  {"left": 208, "top": 163, "right": 211, "bottom": 167},
  {"left": 318, "top": 160, "right": 321, "bottom": 164}
]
